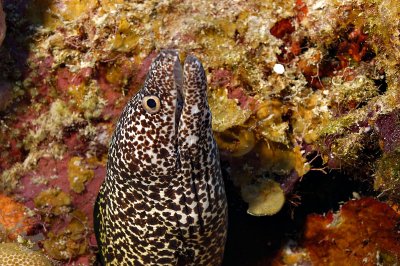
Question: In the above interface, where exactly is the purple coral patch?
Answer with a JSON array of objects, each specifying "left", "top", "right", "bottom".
[{"left": 375, "top": 111, "right": 400, "bottom": 153}]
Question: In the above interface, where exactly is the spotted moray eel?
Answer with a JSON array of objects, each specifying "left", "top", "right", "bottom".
[{"left": 94, "top": 50, "right": 228, "bottom": 265}]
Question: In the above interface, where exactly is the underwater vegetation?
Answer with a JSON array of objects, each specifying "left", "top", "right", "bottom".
[{"left": 0, "top": 0, "right": 399, "bottom": 264}]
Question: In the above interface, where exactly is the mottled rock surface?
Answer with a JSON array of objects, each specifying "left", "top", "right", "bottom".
[{"left": 0, "top": 0, "right": 5, "bottom": 46}]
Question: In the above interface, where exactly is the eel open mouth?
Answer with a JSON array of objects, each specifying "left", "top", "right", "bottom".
[
  {"left": 166, "top": 50, "right": 184, "bottom": 133},
  {"left": 155, "top": 49, "right": 206, "bottom": 140}
]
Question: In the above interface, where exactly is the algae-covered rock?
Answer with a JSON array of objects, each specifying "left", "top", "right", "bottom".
[
  {"left": 43, "top": 211, "right": 88, "bottom": 261},
  {"left": 330, "top": 75, "right": 379, "bottom": 112},
  {"left": 0, "top": 243, "right": 53, "bottom": 266},
  {"left": 0, "top": 194, "right": 37, "bottom": 240},
  {"left": 208, "top": 88, "right": 252, "bottom": 132},
  {"left": 214, "top": 129, "right": 256, "bottom": 157},
  {"left": 24, "top": 100, "right": 83, "bottom": 151},
  {"left": 34, "top": 188, "right": 71, "bottom": 216},
  {"left": 303, "top": 198, "right": 400, "bottom": 264},
  {"left": 68, "top": 157, "right": 95, "bottom": 193},
  {"left": 374, "top": 149, "right": 400, "bottom": 202}
]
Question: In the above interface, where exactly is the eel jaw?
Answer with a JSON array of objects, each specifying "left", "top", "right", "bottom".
[{"left": 169, "top": 50, "right": 184, "bottom": 134}]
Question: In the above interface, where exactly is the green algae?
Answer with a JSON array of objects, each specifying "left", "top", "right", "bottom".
[
  {"left": 67, "top": 157, "right": 97, "bottom": 194},
  {"left": 208, "top": 88, "right": 252, "bottom": 132},
  {"left": 34, "top": 188, "right": 71, "bottom": 217},
  {"left": 23, "top": 100, "right": 82, "bottom": 151},
  {"left": 374, "top": 149, "right": 400, "bottom": 201}
]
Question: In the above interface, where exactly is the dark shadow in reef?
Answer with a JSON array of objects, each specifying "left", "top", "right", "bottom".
[
  {"left": 0, "top": 0, "right": 52, "bottom": 113},
  {"left": 221, "top": 156, "right": 377, "bottom": 266},
  {"left": 0, "top": 0, "right": 52, "bottom": 171}
]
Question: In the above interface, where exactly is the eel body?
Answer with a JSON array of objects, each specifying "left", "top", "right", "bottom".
[{"left": 94, "top": 50, "right": 228, "bottom": 265}]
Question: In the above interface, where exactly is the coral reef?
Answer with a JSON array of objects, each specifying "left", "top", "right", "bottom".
[
  {"left": 0, "top": 0, "right": 400, "bottom": 264},
  {"left": 308, "top": 0, "right": 400, "bottom": 205}
]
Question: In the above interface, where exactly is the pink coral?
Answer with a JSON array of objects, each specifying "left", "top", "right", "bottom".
[{"left": 375, "top": 111, "right": 400, "bottom": 153}]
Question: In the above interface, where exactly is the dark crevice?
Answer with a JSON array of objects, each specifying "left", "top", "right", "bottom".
[
  {"left": 221, "top": 153, "right": 376, "bottom": 265},
  {"left": 374, "top": 74, "right": 388, "bottom": 95}
]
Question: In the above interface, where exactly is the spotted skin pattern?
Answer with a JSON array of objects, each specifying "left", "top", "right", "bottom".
[{"left": 94, "top": 50, "right": 228, "bottom": 265}]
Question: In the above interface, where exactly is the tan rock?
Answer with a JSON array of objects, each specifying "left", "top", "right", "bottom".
[{"left": 0, "top": 0, "right": 5, "bottom": 46}]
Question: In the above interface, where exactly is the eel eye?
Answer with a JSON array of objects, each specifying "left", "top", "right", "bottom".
[{"left": 142, "top": 95, "right": 161, "bottom": 114}]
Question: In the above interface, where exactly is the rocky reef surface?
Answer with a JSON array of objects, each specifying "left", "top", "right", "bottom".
[
  {"left": 0, "top": 0, "right": 400, "bottom": 264},
  {"left": 0, "top": 0, "right": 5, "bottom": 46}
]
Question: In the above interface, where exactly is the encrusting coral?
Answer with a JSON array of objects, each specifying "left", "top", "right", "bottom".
[{"left": 304, "top": 198, "right": 400, "bottom": 264}]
